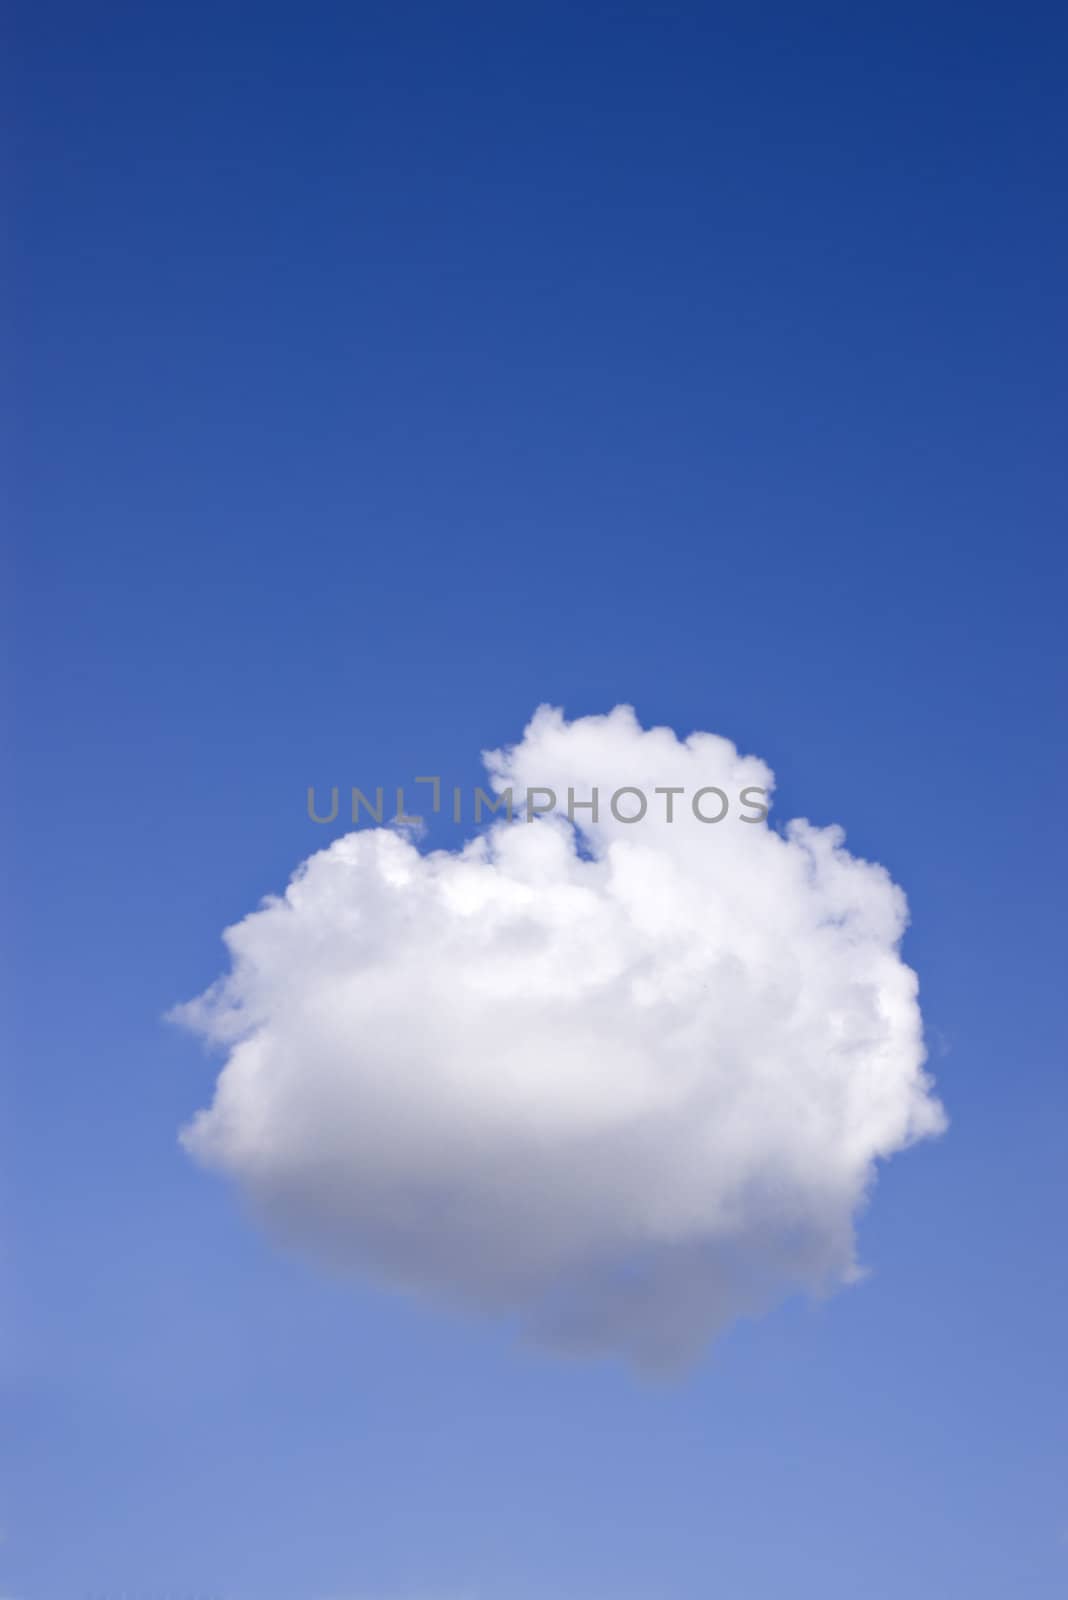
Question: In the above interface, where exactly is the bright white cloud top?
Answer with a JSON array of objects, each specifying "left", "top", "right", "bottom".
[{"left": 175, "top": 706, "right": 945, "bottom": 1366}]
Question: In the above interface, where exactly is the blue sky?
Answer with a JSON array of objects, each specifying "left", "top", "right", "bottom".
[{"left": 6, "top": 4, "right": 1068, "bottom": 1596}]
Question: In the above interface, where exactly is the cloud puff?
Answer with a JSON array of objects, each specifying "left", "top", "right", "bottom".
[{"left": 175, "top": 706, "right": 945, "bottom": 1367}]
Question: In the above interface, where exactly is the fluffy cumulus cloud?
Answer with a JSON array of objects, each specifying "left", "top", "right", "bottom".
[{"left": 175, "top": 706, "right": 945, "bottom": 1367}]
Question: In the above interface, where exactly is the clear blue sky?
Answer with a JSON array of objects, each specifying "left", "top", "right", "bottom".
[{"left": 6, "top": 4, "right": 1067, "bottom": 1597}]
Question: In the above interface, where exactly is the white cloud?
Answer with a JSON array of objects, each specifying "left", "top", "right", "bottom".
[{"left": 175, "top": 706, "right": 945, "bottom": 1367}]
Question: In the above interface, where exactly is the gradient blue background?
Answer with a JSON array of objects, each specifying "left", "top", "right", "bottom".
[{"left": 6, "top": 4, "right": 1067, "bottom": 1596}]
